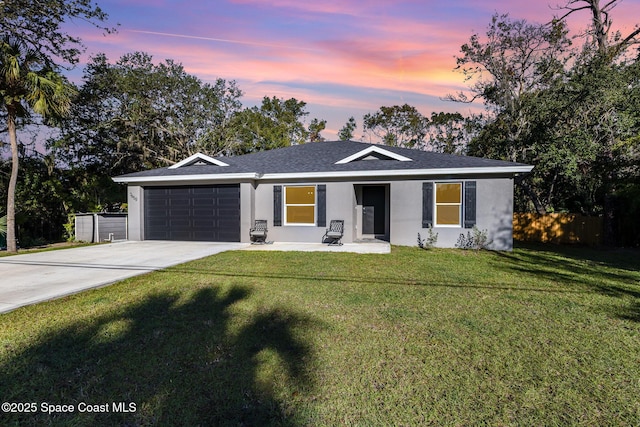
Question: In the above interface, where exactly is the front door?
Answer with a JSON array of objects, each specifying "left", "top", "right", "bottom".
[{"left": 362, "top": 186, "right": 386, "bottom": 235}]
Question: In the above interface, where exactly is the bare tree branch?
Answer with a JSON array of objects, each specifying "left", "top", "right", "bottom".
[{"left": 552, "top": 0, "right": 638, "bottom": 57}]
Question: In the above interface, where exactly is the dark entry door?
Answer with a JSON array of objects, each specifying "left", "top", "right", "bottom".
[
  {"left": 362, "top": 186, "right": 386, "bottom": 235},
  {"left": 144, "top": 184, "right": 240, "bottom": 242}
]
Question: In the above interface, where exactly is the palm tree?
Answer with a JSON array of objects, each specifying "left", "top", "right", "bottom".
[{"left": 0, "top": 36, "right": 75, "bottom": 252}]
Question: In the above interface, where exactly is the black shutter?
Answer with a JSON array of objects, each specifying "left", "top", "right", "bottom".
[
  {"left": 317, "top": 184, "right": 326, "bottom": 227},
  {"left": 422, "top": 182, "right": 433, "bottom": 228},
  {"left": 464, "top": 181, "right": 476, "bottom": 228},
  {"left": 273, "top": 185, "right": 282, "bottom": 226}
]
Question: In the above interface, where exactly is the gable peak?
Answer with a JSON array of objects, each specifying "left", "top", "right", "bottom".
[
  {"left": 168, "top": 152, "right": 229, "bottom": 169},
  {"left": 335, "top": 145, "right": 413, "bottom": 164}
]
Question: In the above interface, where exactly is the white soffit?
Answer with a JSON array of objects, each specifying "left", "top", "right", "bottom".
[
  {"left": 335, "top": 146, "right": 413, "bottom": 164},
  {"left": 168, "top": 152, "right": 229, "bottom": 169}
]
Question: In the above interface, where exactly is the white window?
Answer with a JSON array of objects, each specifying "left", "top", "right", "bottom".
[
  {"left": 435, "top": 182, "right": 462, "bottom": 226},
  {"left": 284, "top": 186, "right": 316, "bottom": 225}
]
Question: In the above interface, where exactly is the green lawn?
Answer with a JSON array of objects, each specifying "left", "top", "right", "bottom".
[{"left": 1, "top": 244, "right": 638, "bottom": 426}]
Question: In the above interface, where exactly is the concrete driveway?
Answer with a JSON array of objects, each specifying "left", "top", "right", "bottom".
[{"left": 0, "top": 241, "right": 248, "bottom": 314}]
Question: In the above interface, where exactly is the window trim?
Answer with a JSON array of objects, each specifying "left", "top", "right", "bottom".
[
  {"left": 434, "top": 182, "right": 463, "bottom": 228},
  {"left": 283, "top": 185, "right": 317, "bottom": 226}
]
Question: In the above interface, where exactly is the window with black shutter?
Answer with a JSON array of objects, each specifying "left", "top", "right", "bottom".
[{"left": 273, "top": 185, "right": 282, "bottom": 226}]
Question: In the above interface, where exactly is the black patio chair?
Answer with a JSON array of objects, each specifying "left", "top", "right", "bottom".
[
  {"left": 249, "top": 219, "right": 268, "bottom": 244},
  {"left": 323, "top": 220, "right": 344, "bottom": 246}
]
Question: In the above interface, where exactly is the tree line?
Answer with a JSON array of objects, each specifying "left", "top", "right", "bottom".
[
  {"left": 451, "top": 3, "right": 640, "bottom": 245},
  {"left": 1, "top": 0, "right": 639, "bottom": 250}
]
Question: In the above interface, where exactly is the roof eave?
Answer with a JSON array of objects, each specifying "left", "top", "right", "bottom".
[
  {"left": 112, "top": 172, "right": 259, "bottom": 184},
  {"left": 261, "top": 166, "right": 533, "bottom": 179},
  {"left": 112, "top": 166, "right": 533, "bottom": 184}
]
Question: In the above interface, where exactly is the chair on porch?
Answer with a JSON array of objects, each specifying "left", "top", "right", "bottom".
[
  {"left": 249, "top": 219, "right": 268, "bottom": 244},
  {"left": 323, "top": 220, "right": 344, "bottom": 246}
]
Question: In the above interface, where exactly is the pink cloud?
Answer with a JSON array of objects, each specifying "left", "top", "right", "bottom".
[
  {"left": 227, "top": 0, "right": 376, "bottom": 16},
  {"left": 69, "top": 0, "right": 639, "bottom": 139},
  {"left": 79, "top": 22, "right": 474, "bottom": 121}
]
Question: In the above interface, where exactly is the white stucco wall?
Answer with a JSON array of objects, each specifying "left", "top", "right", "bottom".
[
  {"left": 254, "top": 182, "right": 356, "bottom": 243},
  {"left": 477, "top": 177, "right": 514, "bottom": 250},
  {"left": 388, "top": 178, "right": 514, "bottom": 250},
  {"left": 124, "top": 176, "right": 516, "bottom": 250},
  {"left": 127, "top": 185, "right": 144, "bottom": 241},
  {"left": 240, "top": 182, "right": 255, "bottom": 243}
]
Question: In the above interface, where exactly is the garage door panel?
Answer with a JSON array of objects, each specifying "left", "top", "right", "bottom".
[
  {"left": 217, "top": 217, "right": 239, "bottom": 227},
  {"left": 147, "top": 218, "right": 169, "bottom": 227},
  {"left": 169, "top": 199, "right": 191, "bottom": 207},
  {"left": 217, "top": 191, "right": 239, "bottom": 200},
  {"left": 192, "top": 187, "right": 215, "bottom": 195},
  {"left": 192, "top": 220, "right": 215, "bottom": 229},
  {"left": 192, "top": 200, "right": 215, "bottom": 208},
  {"left": 217, "top": 231, "right": 239, "bottom": 241},
  {"left": 192, "top": 208, "right": 214, "bottom": 217},
  {"left": 170, "top": 231, "right": 192, "bottom": 240},
  {"left": 192, "top": 234, "right": 215, "bottom": 242},
  {"left": 144, "top": 185, "right": 240, "bottom": 241},
  {"left": 146, "top": 227, "right": 170, "bottom": 240},
  {"left": 146, "top": 198, "right": 169, "bottom": 207},
  {"left": 167, "top": 218, "right": 190, "bottom": 227},
  {"left": 168, "top": 208, "right": 190, "bottom": 216},
  {"left": 146, "top": 188, "right": 169, "bottom": 197}
]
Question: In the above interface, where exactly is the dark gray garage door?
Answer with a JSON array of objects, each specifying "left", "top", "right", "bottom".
[{"left": 144, "top": 185, "right": 240, "bottom": 241}]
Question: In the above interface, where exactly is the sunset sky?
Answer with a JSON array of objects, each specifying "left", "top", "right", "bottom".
[{"left": 68, "top": 0, "right": 640, "bottom": 139}]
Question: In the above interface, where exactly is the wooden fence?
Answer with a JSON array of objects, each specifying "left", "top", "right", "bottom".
[{"left": 513, "top": 213, "right": 603, "bottom": 246}]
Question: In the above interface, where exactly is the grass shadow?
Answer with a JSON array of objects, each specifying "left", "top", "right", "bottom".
[
  {"left": 619, "top": 300, "right": 640, "bottom": 322},
  {"left": 513, "top": 241, "right": 640, "bottom": 272},
  {"left": 495, "top": 242, "right": 640, "bottom": 321},
  {"left": 1, "top": 286, "right": 317, "bottom": 425}
]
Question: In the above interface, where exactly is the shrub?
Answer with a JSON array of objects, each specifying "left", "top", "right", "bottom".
[
  {"left": 64, "top": 214, "right": 76, "bottom": 242},
  {"left": 417, "top": 226, "right": 438, "bottom": 249},
  {"left": 455, "top": 226, "right": 492, "bottom": 250}
]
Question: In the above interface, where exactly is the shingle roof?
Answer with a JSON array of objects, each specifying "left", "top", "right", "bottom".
[{"left": 113, "top": 140, "right": 532, "bottom": 182}]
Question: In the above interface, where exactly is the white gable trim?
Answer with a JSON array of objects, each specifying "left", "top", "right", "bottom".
[
  {"left": 168, "top": 152, "right": 229, "bottom": 169},
  {"left": 335, "top": 146, "right": 413, "bottom": 164}
]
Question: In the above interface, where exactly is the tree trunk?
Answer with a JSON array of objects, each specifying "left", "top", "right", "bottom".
[
  {"left": 6, "top": 107, "right": 18, "bottom": 253},
  {"left": 603, "top": 193, "right": 617, "bottom": 247},
  {"left": 587, "top": 0, "right": 609, "bottom": 54},
  {"left": 518, "top": 179, "right": 546, "bottom": 214}
]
